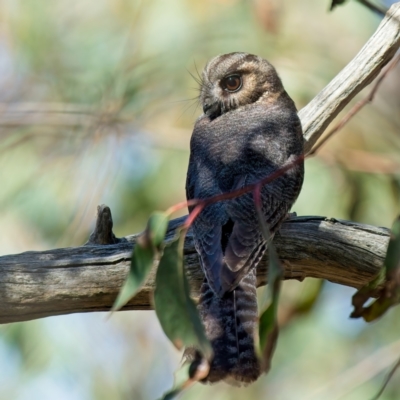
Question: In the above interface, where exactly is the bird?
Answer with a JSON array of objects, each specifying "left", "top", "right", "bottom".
[{"left": 185, "top": 52, "right": 304, "bottom": 385}]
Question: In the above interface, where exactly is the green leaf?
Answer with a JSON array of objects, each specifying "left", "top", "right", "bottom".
[
  {"left": 258, "top": 243, "right": 283, "bottom": 371},
  {"left": 351, "top": 217, "right": 400, "bottom": 321},
  {"left": 158, "top": 363, "right": 191, "bottom": 400},
  {"left": 358, "top": 297, "right": 393, "bottom": 322},
  {"left": 148, "top": 212, "right": 170, "bottom": 249},
  {"left": 385, "top": 216, "right": 400, "bottom": 275},
  {"left": 253, "top": 189, "right": 282, "bottom": 369},
  {"left": 111, "top": 239, "right": 154, "bottom": 312},
  {"left": 154, "top": 230, "right": 212, "bottom": 360},
  {"left": 158, "top": 358, "right": 210, "bottom": 400},
  {"left": 350, "top": 268, "right": 385, "bottom": 319},
  {"left": 111, "top": 211, "right": 169, "bottom": 312}
]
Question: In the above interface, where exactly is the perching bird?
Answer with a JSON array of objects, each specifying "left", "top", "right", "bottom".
[{"left": 185, "top": 52, "right": 304, "bottom": 385}]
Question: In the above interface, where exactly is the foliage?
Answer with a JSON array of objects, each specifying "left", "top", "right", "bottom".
[
  {"left": 153, "top": 231, "right": 211, "bottom": 359},
  {"left": 351, "top": 217, "right": 400, "bottom": 322},
  {"left": 1, "top": 0, "right": 400, "bottom": 399},
  {"left": 112, "top": 212, "right": 169, "bottom": 312}
]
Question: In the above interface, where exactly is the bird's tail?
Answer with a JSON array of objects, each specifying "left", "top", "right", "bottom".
[{"left": 195, "top": 268, "right": 261, "bottom": 385}]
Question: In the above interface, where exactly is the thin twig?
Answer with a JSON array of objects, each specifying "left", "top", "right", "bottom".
[
  {"left": 356, "top": 0, "right": 387, "bottom": 17},
  {"left": 300, "top": 2, "right": 400, "bottom": 153},
  {"left": 370, "top": 356, "right": 400, "bottom": 400},
  {"left": 307, "top": 52, "right": 400, "bottom": 157},
  {"left": 179, "top": 155, "right": 304, "bottom": 230},
  {"left": 307, "top": 339, "right": 400, "bottom": 400},
  {"left": 164, "top": 155, "right": 304, "bottom": 224},
  {"left": 326, "top": 148, "right": 400, "bottom": 173}
]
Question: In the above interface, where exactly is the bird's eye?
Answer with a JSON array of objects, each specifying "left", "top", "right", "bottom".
[{"left": 221, "top": 74, "right": 242, "bottom": 92}]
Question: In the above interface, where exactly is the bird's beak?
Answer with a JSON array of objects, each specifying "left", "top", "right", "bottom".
[
  {"left": 203, "top": 101, "right": 222, "bottom": 119},
  {"left": 203, "top": 103, "right": 212, "bottom": 114}
]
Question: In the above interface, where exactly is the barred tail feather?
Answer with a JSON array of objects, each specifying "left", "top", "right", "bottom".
[{"left": 197, "top": 269, "right": 261, "bottom": 385}]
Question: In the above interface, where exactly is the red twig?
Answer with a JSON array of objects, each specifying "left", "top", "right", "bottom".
[
  {"left": 183, "top": 203, "right": 205, "bottom": 230},
  {"left": 166, "top": 52, "right": 400, "bottom": 227},
  {"left": 166, "top": 200, "right": 190, "bottom": 216},
  {"left": 252, "top": 183, "right": 262, "bottom": 210},
  {"left": 181, "top": 154, "right": 304, "bottom": 230}
]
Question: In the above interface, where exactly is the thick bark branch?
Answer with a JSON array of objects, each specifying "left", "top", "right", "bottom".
[
  {"left": 300, "top": 2, "right": 400, "bottom": 152},
  {"left": 0, "top": 215, "right": 389, "bottom": 324},
  {"left": 0, "top": 4, "right": 399, "bottom": 324}
]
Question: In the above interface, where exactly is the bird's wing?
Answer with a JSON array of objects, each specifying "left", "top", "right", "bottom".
[
  {"left": 186, "top": 155, "right": 227, "bottom": 296},
  {"left": 193, "top": 222, "right": 225, "bottom": 296},
  {"left": 220, "top": 193, "right": 290, "bottom": 293}
]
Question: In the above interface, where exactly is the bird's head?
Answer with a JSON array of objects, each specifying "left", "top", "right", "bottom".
[{"left": 199, "top": 52, "right": 284, "bottom": 119}]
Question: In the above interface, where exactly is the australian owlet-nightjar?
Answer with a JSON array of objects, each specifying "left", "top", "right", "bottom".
[{"left": 185, "top": 52, "right": 304, "bottom": 385}]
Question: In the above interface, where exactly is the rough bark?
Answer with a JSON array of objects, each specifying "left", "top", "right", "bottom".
[
  {"left": 300, "top": 2, "right": 400, "bottom": 152},
  {"left": 0, "top": 214, "right": 389, "bottom": 324},
  {"left": 0, "top": 3, "right": 399, "bottom": 324}
]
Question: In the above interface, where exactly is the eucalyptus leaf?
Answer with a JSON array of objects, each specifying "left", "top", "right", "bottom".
[
  {"left": 254, "top": 195, "right": 282, "bottom": 369},
  {"left": 158, "top": 363, "right": 191, "bottom": 400},
  {"left": 148, "top": 212, "right": 170, "bottom": 249},
  {"left": 158, "top": 358, "right": 210, "bottom": 400},
  {"left": 111, "top": 239, "right": 154, "bottom": 312},
  {"left": 351, "top": 217, "right": 400, "bottom": 321},
  {"left": 111, "top": 211, "right": 169, "bottom": 312},
  {"left": 385, "top": 216, "right": 400, "bottom": 275},
  {"left": 154, "top": 230, "right": 212, "bottom": 359},
  {"left": 258, "top": 244, "right": 282, "bottom": 369}
]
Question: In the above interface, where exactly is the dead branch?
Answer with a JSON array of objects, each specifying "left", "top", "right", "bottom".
[
  {"left": 308, "top": 52, "right": 400, "bottom": 156},
  {"left": 0, "top": 4, "right": 399, "bottom": 324},
  {"left": 300, "top": 2, "right": 400, "bottom": 153},
  {"left": 0, "top": 210, "right": 390, "bottom": 324}
]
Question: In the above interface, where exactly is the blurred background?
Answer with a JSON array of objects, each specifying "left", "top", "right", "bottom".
[{"left": 0, "top": 0, "right": 399, "bottom": 399}]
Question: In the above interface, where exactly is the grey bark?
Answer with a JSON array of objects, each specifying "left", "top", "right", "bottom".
[
  {"left": 301, "top": 2, "right": 400, "bottom": 152},
  {"left": 0, "top": 3, "right": 399, "bottom": 324},
  {"left": 0, "top": 213, "right": 390, "bottom": 324}
]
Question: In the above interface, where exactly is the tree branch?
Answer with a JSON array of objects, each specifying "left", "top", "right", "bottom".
[
  {"left": 0, "top": 3, "right": 399, "bottom": 324},
  {"left": 0, "top": 214, "right": 390, "bottom": 324},
  {"left": 307, "top": 52, "right": 400, "bottom": 156},
  {"left": 301, "top": 2, "right": 400, "bottom": 153}
]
